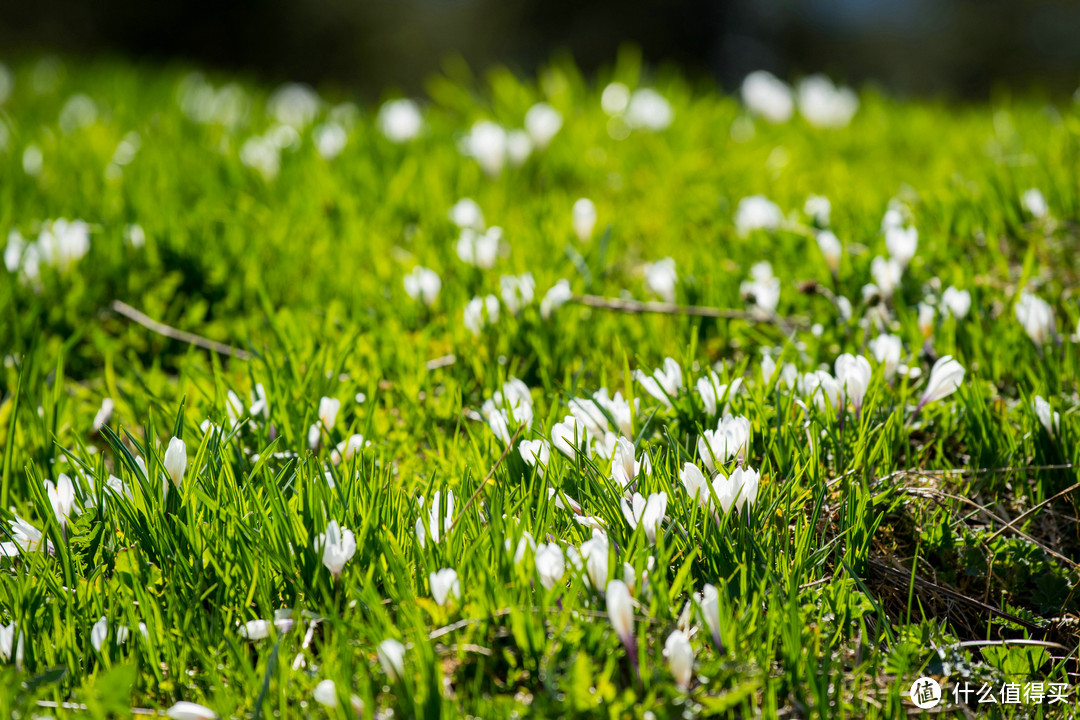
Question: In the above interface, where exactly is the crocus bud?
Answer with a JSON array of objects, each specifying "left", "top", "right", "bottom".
[
  {"left": 45, "top": 473, "right": 76, "bottom": 529},
  {"left": 606, "top": 579, "right": 638, "bottom": 676},
  {"left": 164, "top": 437, "right": 187, "bottom": 489},
  {"left": 313, "top": 679, "right": 338, "bottom": 707},
  {"left": 698, "top": 583, "right": 723, "bottom": 652},
  {"left": 1034, "top": 396, "right": 1059, "bottom": 436},
  {"left": 572, "top": 198, "right": 597, "bottom": 242},
  {"left": 377, "top": 638, "right": 406, "bottom": 682},
  {"left": 91, "top": 616, "right": 108, "bottom": 652},
  {"left": 606, "top": 579, "right": 635, "bottom": 643},
  {"left": 816, "top": 230, "right": 841, "bottom": 273},
  {"left": 834, "top": 353, "right": 872, "bottom": 417},
  {"left": 942, "top": 286, "right": 971, "bottom": 319},
  {"left": 664, "top": 629, "right": 694, "bottom": 690},
  {"left": 535, "top": 543, "right": 565, "bottom": 590}
]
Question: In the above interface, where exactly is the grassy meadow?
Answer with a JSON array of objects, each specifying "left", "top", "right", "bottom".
[{"left": 0, "top": 52, "right": 1079, "bottom": 718}]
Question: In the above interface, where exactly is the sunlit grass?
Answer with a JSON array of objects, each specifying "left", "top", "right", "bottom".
[{"left": 0, "top": 52, "right": 1078, "bottom": 718}]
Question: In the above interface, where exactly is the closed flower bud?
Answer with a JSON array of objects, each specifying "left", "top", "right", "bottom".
[
  {"left": 164, "top": 437, "right": 187, "bottom": 489},
  {"left": 664, "top": 629, "right": 694, "bottom": 690}
]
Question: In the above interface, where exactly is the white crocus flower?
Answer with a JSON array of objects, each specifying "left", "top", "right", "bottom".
[
  {"left": 834, "top": 354, "right": 872, "bottom": 416},
  {"left": 611, "top": 437, "right": 651, "bottom": 489},
  {"left": 644, "top": 258, "right": 677, "bottom": 303},
  {"left": 918, "top": 303, "right": 936, "bottom": 338},
  {"left": 551, "top": 416, "right": 589, "bottom": 458},
  {"left": 463, "top": 120, "right": 509, "bottom": 176},
  {"left": 318, "top": 397, "right": 340, "bottom": 431},
  {"left": 93, "top": 398, "right": 114, "bottom": 432},
  {"left": 239, "top": 619, "right": 271, "bottom": 641},
  {"left": 91, "top": 616, "right": 109, "bottom": 652},
  {"left": 735, "top": 195, "right": 783, "bottom": 236},
  {"left": 797, "top": 75, "right": 859, "bottom": 128},
  {"left": 249, "top": 383, "right": 269, "bottom": 420},
  {"left": 803, "top": 370, "right": 842, "bottom": 413},
  {"left": 449, "top": 198, "right": 485, "bottom": 231},
  {"left": 166, "top": 702, "right": 218, "bottom": 720},
  {"left": 37, "top": 218, "right": 91, "bottom": 271},
  {"left": 313, "top": 679, "right": 338, "bottom": 707},
  {"left": 570, "top": 389, "right": 634, "bottom": 439},
  {"left": 404, "top": 266, "right": 441, "bottom": 306},
  {"left": 464, "top": 294, "right": 500, "bottom": 336},
  {"left": 697, "top": 584, "right": 722, "bottom": 650},
  {"left": 885, "top": 225, "right": 918, "bottom": 267},
  {"left": 664, "top": 629, "right": 694, "bottom": 690},
  {"left": 315, "top": 520, "right": 356, "bottom": 578},
  {"left": 942, "top": 287, "right": 971, "bottom": 319},
  {"left": 696, "top": 372, "right": 742, "bottom": 417},
  {"left": 1015, "top": 292, "right": 1054, "bottom": 348},
  {"left": 572, "top": 198, "right": 597, "bottom": 242},
  {"left": 506, "top": 130, "right": 532, "bottom": 166},
  {"left": 1021, "top": 188, "right": 1048, "bottom": 219},
  {"left": 680, "top": 463, "right": 709, "bottom": 505},
  {"left": 1034, "top": 396, "right": 1059, "bottom": 436},
  {"left": 518, "top": 439, "right": 550, "bottom": 475},
  {"left": 45, "top": 473, "right": 76, "bottom": 529},
  {"left": 377, "top": 99, "right": 423, "bottom": 143},
  {"left": 535, "top": 543, "right": 565, "bottom": 590},
  {"left": 601, "top": 82, "right": 630, "bottom": 115},
  {"left": 429, "top": 568, "right": 461, "bottom": 606},
  {"left": 634, "top": 357, "right": 683, "bottom": 408},
  {"left": 741, "top": 71, "right": 793, "bottom": 123},
  {"left": 606, "top": 578, "right": 635, "bottom": 644},
  {"left": 226, "top": 390, "right": 244, "bottom": 427},
  {"left": 805, "top": 194, "right": 831, "bottom": 227},
  {"left": 869, "top": 334, "right": 902, "bottom": 379},
  {"left": 377, "top": 639, "right": 406, "bottom": 682},
  {"left": 870, "top": 256, "right": 902, "bottom": 297},
  {"left": 499, "top": 273, "right": 536, "bottom": 314},
  {"left": 760, "top": 355, "right": 777, "bottom": 385},
  {"left": 620, "top": 492, "right": 667, "bottom": 544},
  {"left": 482, "top": 378, "right": 533, "bottom": 428},
  {"left": 580, "top": 531, "right": 609, "bottom": 590},
  {"left": 918, "top": 355, "right": 965, "bottom": 409},
  {"left": 313, "top": 122, "right": 347, "bottom": 159},
  {"left": 0, "top": 622, "right": 24, "bottom": 666},
  {"left": 1, "top": 513, "right": 44, "bottom": 557},
  {"left": 740, "top": 262, "right": 781, "bottom": 313},
  {"left": 485, "top": 409, "right": 512, "bottom": 446},
  {"left": 816, "top": 231, "right": 842, "bottom": 274},
  {"left": 416, "top": 490, "right": 454, "bottom": 547},
  {"left": 712, "top": 466, "right": 761, "bottom": 514},
  {"left": 625, "top": 89, "right": 674, "bottom": 130},
  {"left": 698, "top": 414, "right": 751, "bottom": 472},
  {"left": 331, "top": 434, "right": 366, "bottom": 465},
  {"left": 456, "top": 227, "right": 501, "bottom": 269},
  {"left": 524, "top": 102, "right": 562, "bottom": 149},
  {"left": 547, "top": 487, "right": 582, "bottom": 514},
  {"left": 540, "top": 279, "right": 573, "bottom": 319}
]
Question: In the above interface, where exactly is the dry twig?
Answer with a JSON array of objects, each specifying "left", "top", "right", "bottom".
[{"left": 111, "top": 300, "right": 251, "bottom": 360}]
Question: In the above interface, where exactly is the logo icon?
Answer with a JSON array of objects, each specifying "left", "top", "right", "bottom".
[{"left": 910, "top": 677, "right": 943, "bottom": 709}]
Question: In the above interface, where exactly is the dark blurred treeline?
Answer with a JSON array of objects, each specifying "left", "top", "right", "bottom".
[{"left": 2, "top": 0, "right": 1079, "bottom": 98}]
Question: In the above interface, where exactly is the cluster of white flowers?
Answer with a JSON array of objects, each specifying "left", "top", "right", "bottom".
[
  {"left": 741, "top": 71, "right": 858, "bottom": 128},
  {"left": 4, "top": 219, "right": 91, "bottom": 282},
  {"left": 601, "top": 83, "right": 674, "bottom": 136},
  {"left": 459, "top": 102, "right": 563, "bottom": 176}
]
